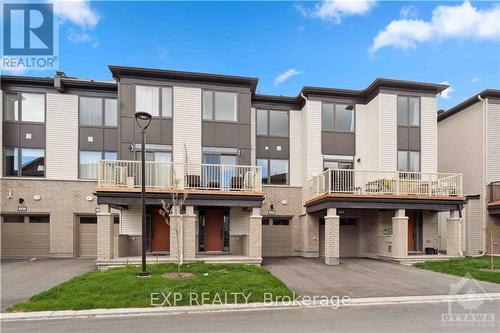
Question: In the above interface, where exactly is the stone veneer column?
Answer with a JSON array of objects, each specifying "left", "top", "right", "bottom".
[
  {"left": 97, "top": 204, "right": 114, "bottom": 260},
  {"left": 169, "top": 209, "right": 181, "bottom": 260},
  {"left": 182, "top": 206, "right": 196, "bottom": 260},
  {"left": 248, "top": 207, "right": 262, "bottom": 260},
  {"left": 447, "top": 210, "right": 462, "bottom": 256},
  {"left": 391, "top": 209, "right": 408, "bottom": 258},
  {"left": 324, "top": 208, "right": 340, "bottom": 265}
]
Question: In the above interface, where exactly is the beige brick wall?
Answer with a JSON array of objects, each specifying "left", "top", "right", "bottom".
[
  {"left": 0, "top": 179, "right": 98, "bottom": 257},
  {"left": 248, "top": 208, "right": 262, "bottom": 259},
  {"left": 423, "top": 211, "right": 439, "bottom": 250}
]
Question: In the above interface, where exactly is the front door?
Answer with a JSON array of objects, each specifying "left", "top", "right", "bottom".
[
  {"left": 204, "top": 209, "right": 224, "bottom": 252},
  {"left": 407, "top": 210, "right": 416, "bottom": 251},
  {"left": 151, "top": 209, "right": 170, "bottom": 252}
]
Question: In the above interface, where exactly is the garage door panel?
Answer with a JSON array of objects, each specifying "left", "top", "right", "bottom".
[
  {"left": 77, "top": 222, "right": 97, "bottom": 258},
  {"left": 262, "top": 224, "right": 291, "bottom": 257},
  {"left": 1, "top": 220, "right": 50, "bottom": 258},
  {"left": 340, "top": 224, "right": 360, "bottom": 257}
]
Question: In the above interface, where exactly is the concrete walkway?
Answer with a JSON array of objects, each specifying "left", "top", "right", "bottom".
[
  {"left": 1, "top": 258, "right": 95, "bottom": 311},
  {"left": 263, "top": 257, "right": 500, "bottom": 298}
]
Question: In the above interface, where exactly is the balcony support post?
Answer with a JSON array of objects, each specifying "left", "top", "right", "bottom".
[{"left": 324, "top": 208, "right": 340, "bottom": 265}]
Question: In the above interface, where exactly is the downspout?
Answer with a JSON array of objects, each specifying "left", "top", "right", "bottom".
[{"left": 478, "top": 94, "right": 488, "bottom": 255}]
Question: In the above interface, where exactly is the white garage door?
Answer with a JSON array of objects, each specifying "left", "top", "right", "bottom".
[
  {"left": 262, "top": 218, "right": 291, "bottom": 257},
  {"left": 1, "top": 215, "right": 50, "bottom": 258}
]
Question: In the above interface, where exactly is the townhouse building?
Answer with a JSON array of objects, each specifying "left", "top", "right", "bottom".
[
  {"left": 0, "top": 66, "right": 465, "bottom": 268},
  {"left": 438, "top": 90, "right": 500, "bottom": 255}
]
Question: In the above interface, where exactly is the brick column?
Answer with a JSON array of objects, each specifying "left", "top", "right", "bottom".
[
  {"left": 169, "top": 209, "right": 181, "bottom": 260},
  {"left": 447, "top": 210, "right": 462, "bottom": 256},
  {"left": 248, "top": 207, "right": 262, "bottom": 260},
  {"left": 391, "top": 209, "right": 408, "bottom": 258},
  {"left": 97, "top": 204, "right": 114, "bottom": 260},
  {"left": 183, "top": 206, "right": 196, "bottom": 260},
  {"left": 324, "top": 208, "right": 340, "bottom": 265}
]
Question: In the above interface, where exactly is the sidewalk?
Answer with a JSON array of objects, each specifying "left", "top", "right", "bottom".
[{"left": 2, "top": 293, "right": 500, "bottom": 322}]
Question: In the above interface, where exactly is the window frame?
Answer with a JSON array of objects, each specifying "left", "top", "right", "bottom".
[
  {"left": 258, "top": 158, "right": 289, "bottom": 185},
  {"left": 29, "top": 215, "right": 50, "bottom": 223},
  {"left": 134, "top": 85, "right": 173, "bottom": 119},
  {"left": 2, "top": 215, "right": 25, "bottom": 223},
  {"left": 202, "top": 90, "right": 238, "bottom": 123},
  {"left": 79, "top": 150, "right": 118, "bottom": 180},
  {"left": 397, "top": 95, "right": 421, "bottom": 127},
  {"left": 79, "top": 96, "right": 118, "bottom": 128},
  {"left": 3, "top": 92, "right": 46, "bottom": 124},
  {"left": 397, "top": 150, "right": 421, "bottom": 172},
  {"left": 322, "top": 102, "right": 355, "bottom": 133},
  {"left": 256, "top": 109, "right": 289, "bottom": 138},
  {"left": 3, "top": 147, "right": 45, "bottom": 178}
]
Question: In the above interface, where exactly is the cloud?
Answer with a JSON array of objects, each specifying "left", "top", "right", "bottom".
[
  {"left": 371, "top": 1, "right": 500, "bottom": 53},
  {"left": 400, "top": 5, "right": 418, "bottom": 19},
  {"left": 273, "top": 69, "right": 302, "bottom": 86},
  {"left": 67, "top": 29, "right": 98, "bottom": 48},
  {"left": 158, "top": 47, "right": 168, "bottom": 61},
  {"left": 296, "top": 0, "right": 376, "bottom": 23},
  {"left": 471, "top": 76, "right": 481, "bottom": 83},
  {"left": 53, "top": 0, "right": 100, "bottom": 30},
  {"left": 439, "top": 82, "right": 454, "bottom": 100}
]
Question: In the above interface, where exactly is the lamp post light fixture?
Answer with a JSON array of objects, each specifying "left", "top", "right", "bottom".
[{"left": 135, "top": 111, "right": 152, "bottom": 277}]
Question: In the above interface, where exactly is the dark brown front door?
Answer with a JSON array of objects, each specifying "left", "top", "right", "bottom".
[
  {"left": 151, "top": 209, "right": 170, "bottom": 251},
  {"left": 407, "top": 210, "right": 415, "bottom": 251},
  {"left": 204, "top": 210, "right": 224, "bottom": 252}
]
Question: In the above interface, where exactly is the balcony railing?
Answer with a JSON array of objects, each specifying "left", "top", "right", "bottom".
[
  {"left": 308, "top": 169, "right": 463, "bottom": 199},
  {"left": 98, "top": 160, "right": 262, "bottom": 192},
  {"left": 489, "top": 181, "right": 500, "bottom": 202}
]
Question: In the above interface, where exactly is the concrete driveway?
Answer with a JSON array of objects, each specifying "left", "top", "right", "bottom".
[
  {"left": 1, "top": 258, "right": 95, "bottom": 311},
  {"left": 263, "top": 257, "right": 500, "bottom": 298}
]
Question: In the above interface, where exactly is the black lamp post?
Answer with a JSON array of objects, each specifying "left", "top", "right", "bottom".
[{"left": 135, "top": 111, "right": 152, "bottom": 277}]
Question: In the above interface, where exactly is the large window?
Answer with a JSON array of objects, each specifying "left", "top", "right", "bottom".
[
  {"left": 257, "top": 109, "right": 289, "bottom": 137},
  {"left": 398, "top": 151, "right": 420, "bottom": 172},
  {"left": 3, "top": 147, "right": 45, "bottom": 177},
  {"left": 397, "top": 96, "right": 420, "bottom": 126},
  {"left": 135, "top": 85, "right": 172, "bottom": 118},
  {"left": 257, "top": 158, "right": 289, "bottom": 185},
  {"left": 322, "top": 103, "right": 354, "bottom": 132},
  {"left": 203, "top": 91, "right": 237, "bottom": 122},
  {"left": 79, "top": 151, "right": 117, "bottom": 179},
  {"left": 5, "top": 92, "right": 45, "bottom": 122},
  {"left": 80, "top": 97, "right": 117, "bottom": 126}
]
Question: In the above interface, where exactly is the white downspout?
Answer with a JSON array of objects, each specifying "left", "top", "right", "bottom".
[{"left": 478, "top": 94, "right": 488, "bottom": 255}]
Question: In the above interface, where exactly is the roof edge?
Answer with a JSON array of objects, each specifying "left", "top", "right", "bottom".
[{"left": 438, "top": 89, "right": 500, "bottom": 122}]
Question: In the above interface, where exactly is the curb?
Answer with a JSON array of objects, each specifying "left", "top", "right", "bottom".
[{"left": 2, "top": 293, "right": 500, "bottom": 322}]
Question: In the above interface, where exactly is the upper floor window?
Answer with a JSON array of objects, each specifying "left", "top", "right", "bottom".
[
  {"left": 5, "top": 92, "right": 45, "bottom": 122},
  {"left": 3, "top": 147, "right": 45, "bottom": 177},
  {"left": 80, "top": 97, "right": 117, "bottom": 126},
  {"left": 257, "top": 109, "right": 289, "bottom": 137},
  {"left": 398, "top": 150, "right": 420, "bottom": 172},
  {"left": 79, "top": 150, "right": 117, "bottom": 179},
  {"left": 257, "top": 158, "right": 289, "bottom": 185},
  {"left": 322, "top": 103, "right": 354, "bottom": 132},
  {"left": 203, "top": 91, "right": 237, "bottom": 122},
  {"left": 397, "top": 96, "right": 420, "bottom": 126},
  {"left": 135, "top": 85, "right": 172, "bottom": 118}
]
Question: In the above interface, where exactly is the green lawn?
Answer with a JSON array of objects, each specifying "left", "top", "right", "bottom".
[
  {"left": 414, "top": 256, "right": 500, "bottom": 284},
  {"left": 7, "top": 263, "right": 293, "bottom": 312}
]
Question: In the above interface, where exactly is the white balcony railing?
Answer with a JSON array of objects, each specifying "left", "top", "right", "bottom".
[
  {"left": 98, "top": 160, "right": 262, "bottom": 192},
  {"left": 308, "top": 169, "right": 463, "bottom": 199}
]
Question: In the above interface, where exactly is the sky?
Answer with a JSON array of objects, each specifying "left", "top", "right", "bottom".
[{"left": 3, "top": 0, "right": 500, "bottom": 110}]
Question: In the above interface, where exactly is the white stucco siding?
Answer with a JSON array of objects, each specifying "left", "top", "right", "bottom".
[
  {"left": 486, "top": 99, "right": 500, "bottom": 183},
  {"left": 120, "top": 205, "right": 141, "bottom": 235},
  {"left": 365, "top": 95, "right": 380, "bottom": 171},
  {"left": 230, "top": 207, "right": 249, "bottom": 235},
  {"left": 438, "top": 102, "right": 484, "bottom": 196},
  {"left": 173, "top": 86, "right": 202, "bottom": 172},
  {"left": 354, "top": 104, "right": 368, "bottom": 171},
  {"left": 379, "top": 93, "right": 398, "bottom": 171},
  {"left": 289, "top": 110, "right": 302, "bottom": 186},
  {"left": 420, "top": 95, "right": 438, "bottom": 173},
  {"left": 46, "top": 93, "right": 79, "bottom": 180}
]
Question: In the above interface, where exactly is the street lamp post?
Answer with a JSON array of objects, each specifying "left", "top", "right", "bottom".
[{"left": 135, "top": 111, "right": 152, "bottom": 277}]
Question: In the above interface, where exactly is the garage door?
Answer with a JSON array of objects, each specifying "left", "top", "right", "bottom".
[
  {"left": 1, "top": 215, "right": 50, "bottom": 258},
  {"left": 340, "top": 218, "right": 360, "bottom": 257},
  {"left": 77, "top": 216, "right": 98, "bottom": 257},
  {"left": 262, "top": 218, "right": 291, "bottom": 257}
]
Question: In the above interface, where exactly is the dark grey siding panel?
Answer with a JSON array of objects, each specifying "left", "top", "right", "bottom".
[
  {"left": 20, "top": 124, "right": 45, "bottom": 148},
  {"left": 120, "top": 84, "right": 135, "bottom": 118},
  {"left": 268, "top": 137, "right": 289, "bottom": 159},
  {"left": 214, "top": 123, "right": 238, "bottom": 147},
  {"left": 104, "top": 128, "right": 119, "bottom": 151},
  {"left": 239, "top": 149, "right": 250, "bottom": 165},
  {"left": 121, "top": 117, "right": 134, "bottom": 142},
  {"left": 79, "top": 128, "right": 104, "bottom": 151},
  {"left": 398, "top": 127, "right": 409, "bottom": 150},
  {"left": 322, "top": 132, "right": 355, "bottom": 155},
  {"left": 202, "top": 122, "right": 214, "bottom": 145},
  {"left": 145, "top": 120, "right": 162, "bottom": 144},
  {"left": 238, "top": 93, "right": 251, "bottom": 124},
  {"left": 256, "top": 137, "right": 268, "bottom": 158},
  {"left": 121, "top": 143, "right": 134, "bottom": 160},
  {"left": 3, "top": 123, "right": 19, "bottom": 147},
  {"left": 161, "top": 119, "right": 173, "bottom": 145},
  {"left": 239, "top": 125, "right": 251, "bottom": 149},
  {"left": 409, "top": 127, "right": 421, "bottom": 151}
]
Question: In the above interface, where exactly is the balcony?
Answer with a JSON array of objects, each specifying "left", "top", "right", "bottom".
[
  {"left": 489, "top": 181, "right": 500, "bottom": 203},
  {"left": 97, "top": 160, "right": 262, "bottom": 194},
  {"left": 308, "top": 169, "right": 463, "bottom": 201}
]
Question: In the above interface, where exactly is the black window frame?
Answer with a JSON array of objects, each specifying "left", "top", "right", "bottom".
[
  {"left": 2, "top": 215, "right": 25, "bottom": 223},
  {"left": 4, "top": 91, "right": 46, "bottom": 123},
  {"left": 322, "top": 102, "right": 355, "bottom": 133},
  {"left": 79, "top": 216, "right": 98, "bottom": 224},
  {"left": 79, "top": 96, "right": 118, "bottom": 128},
  {"left": 256, "top": 109, "right": 289, "bottom": 138},
  {"left": 3, "top": 147, "right": 46, "bottom": 178},
  {"left": 202, "top": 90, "right": 238, "bottom": 123},
  {"left": 257, "top": 158, "right": 289, "bottom": 185},
  {"left": 29, "top": 215, "right": 50, "bottom": 223}
]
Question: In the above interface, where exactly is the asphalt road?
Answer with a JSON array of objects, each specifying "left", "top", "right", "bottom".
[{"left": 3, "top": 300, "right": 500, "bottom": 333}]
